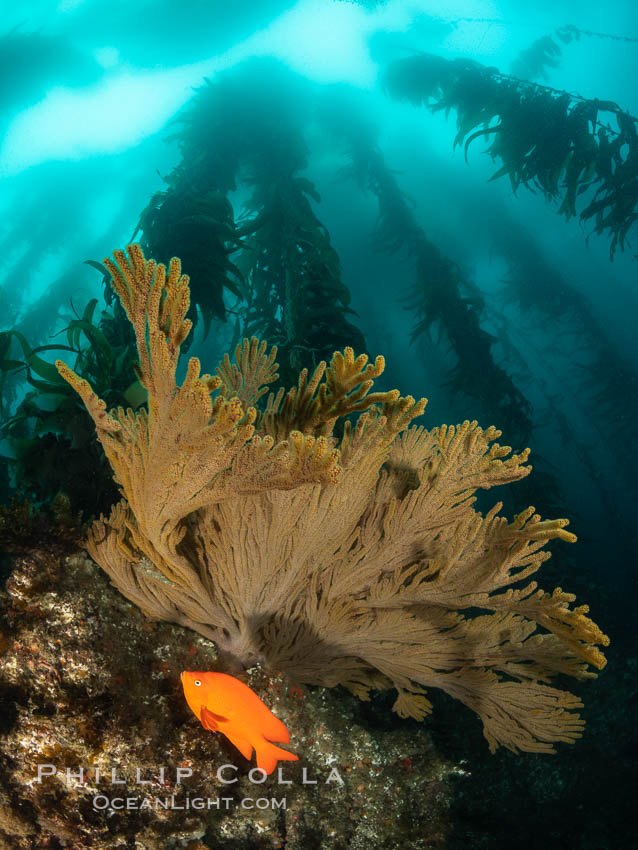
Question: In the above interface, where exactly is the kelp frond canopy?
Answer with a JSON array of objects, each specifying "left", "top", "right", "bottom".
[
  {"left": 384, "top": 52, "right": 638, "bottom": 257},
  {"left": 56, "top": 245, "right": 609, "bottom": 755}
]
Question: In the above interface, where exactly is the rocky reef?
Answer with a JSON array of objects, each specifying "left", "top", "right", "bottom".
[{"left": 0, "top": 546, "right": 458, "bottom": 849}]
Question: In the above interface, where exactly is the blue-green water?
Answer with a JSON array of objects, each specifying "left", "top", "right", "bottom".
[{"left": 0, "top": 2, "right": 636, "bottom": 848}]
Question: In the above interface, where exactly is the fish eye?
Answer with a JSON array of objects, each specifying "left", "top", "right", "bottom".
[{"left": 194, "top": 680, "right": 202, "bottom": 686}]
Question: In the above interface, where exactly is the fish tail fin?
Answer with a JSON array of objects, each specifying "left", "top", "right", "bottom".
[{"left": 255, "top": 740, "right": 298, "bottom": 775}]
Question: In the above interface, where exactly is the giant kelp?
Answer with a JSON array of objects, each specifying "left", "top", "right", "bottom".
[
  {"left": 136, "top": 60, "right": 367, "bottom": 384},
  {"left": 133, "top": 67, "right": 259, "bottom": 335},
  {"left": 510, "top": 34, "right": 563, "bottom": 80},
  {"left": 136, "top": 185, "right": 245, "bottom": 331},
  {"left": 488, "top": 207, "right": 638, "bottom": 493},
  {"left": 319, "top": 90, "right": 533, "bottom": 446},
  {"left": 384, "top": 53, "right": 638, "bottom": 257},
  {"left": 240, "top": 173, "right": 366, "bottom": 386}
]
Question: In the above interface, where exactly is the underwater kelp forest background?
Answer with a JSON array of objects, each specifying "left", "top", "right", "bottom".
[{"left": 0, "top": 1, "right": 637, "bottom": 848}]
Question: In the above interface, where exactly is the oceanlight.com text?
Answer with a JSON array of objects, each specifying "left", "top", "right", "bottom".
[{"left": 91, "top": 795, "right": 286, "bottom": 811}]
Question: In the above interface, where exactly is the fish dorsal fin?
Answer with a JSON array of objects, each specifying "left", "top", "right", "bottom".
[{"left": 200, "top": 706, "right": 228, "bottom": 731}]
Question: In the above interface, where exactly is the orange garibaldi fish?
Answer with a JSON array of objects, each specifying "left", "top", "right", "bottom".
[{"left": 181, "top": 671, "right": 298, "bottom": 775}]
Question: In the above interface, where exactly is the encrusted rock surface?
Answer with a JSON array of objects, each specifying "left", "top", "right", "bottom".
[{"left": 0, "top": 548, "right": 459, "bottom": 849}]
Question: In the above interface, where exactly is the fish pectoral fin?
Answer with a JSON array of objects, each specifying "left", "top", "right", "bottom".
[
  {"left": 200, "top": 706, "right": 229, "bottom": 731},
  {"left": 222, "top": 730, "right": 254, "bottom": 762}
]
